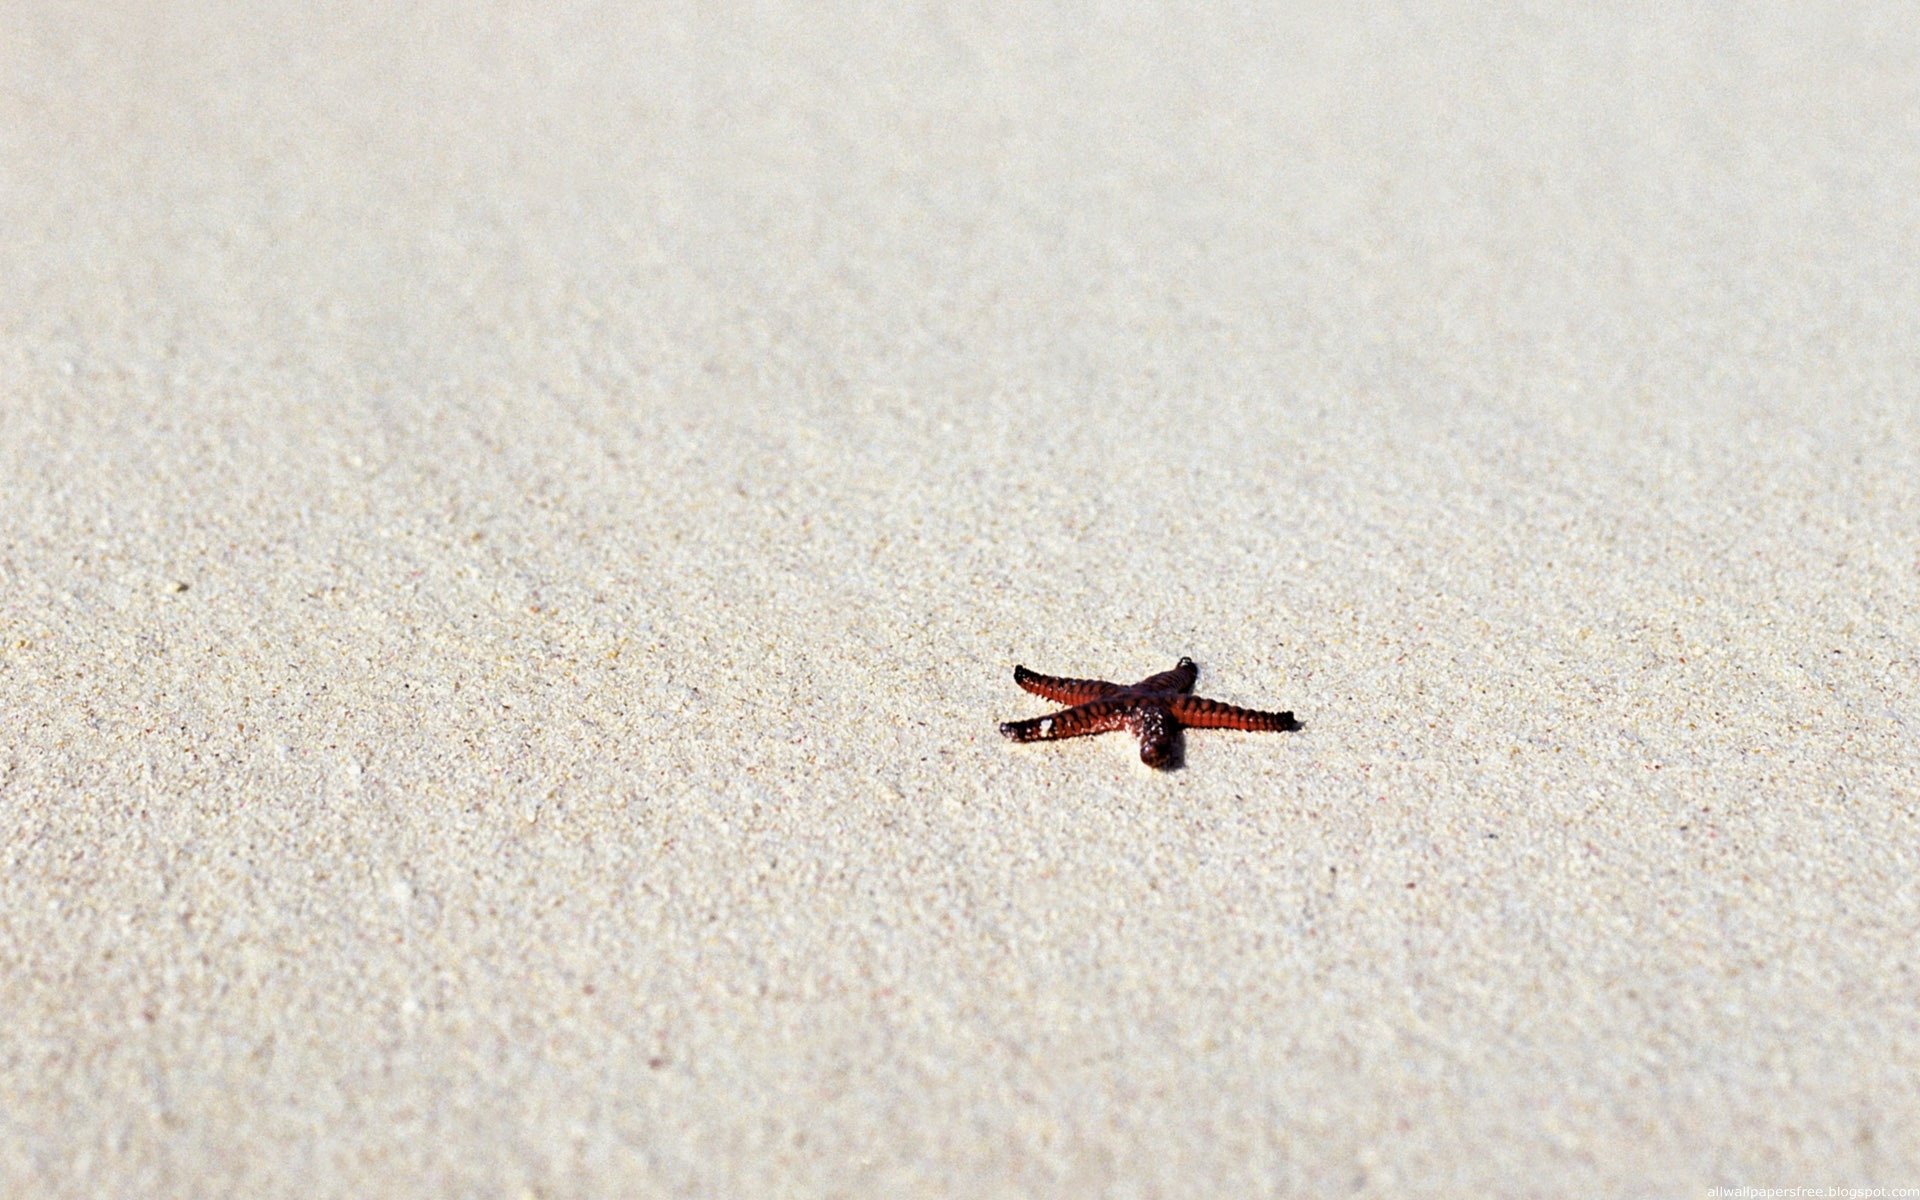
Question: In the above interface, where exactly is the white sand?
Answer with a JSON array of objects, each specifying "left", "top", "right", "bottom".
[{"left": 5, "top": 4, "right": 1918, "bottom": 1196}]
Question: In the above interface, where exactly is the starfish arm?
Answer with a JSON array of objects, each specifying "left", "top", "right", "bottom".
[
  {"left": 1170, "top": 695, "right": 1300, "bottom": 732},
  {"left": 1126, "top": 704, "right": 1179, "bottom": 767},
  {"left": 1132, "top": 657, "right": 1198, "bottom": 695},
  {"left": 999, "top": 699, "right": 1129, "bottom": 743},
  {"left": 1012, "top": 665, "right": 1122, "bottom": 705}
]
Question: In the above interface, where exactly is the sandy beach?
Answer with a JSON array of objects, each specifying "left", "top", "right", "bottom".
[{"left": 4, "top": 3, "right": 1918, "bottom": 1195}]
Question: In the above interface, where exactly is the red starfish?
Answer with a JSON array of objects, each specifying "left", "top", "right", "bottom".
[{"left": 998, "top": 656, "right": 1300, "bottom": 768}]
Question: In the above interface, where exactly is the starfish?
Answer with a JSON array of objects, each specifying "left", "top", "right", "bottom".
[{"left": 998, "top": 656, "right": 1300, "bottom": 768}]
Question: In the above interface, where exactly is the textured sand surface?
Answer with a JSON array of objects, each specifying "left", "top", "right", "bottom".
[{"left": 4, "top": 3, "right": 1919, "bottom": 1196}]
